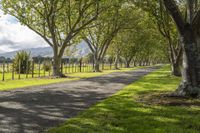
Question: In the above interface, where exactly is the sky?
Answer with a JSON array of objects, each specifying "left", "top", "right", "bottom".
[{"left": 0, "top": 10, "right": 48, "bottom": 54}]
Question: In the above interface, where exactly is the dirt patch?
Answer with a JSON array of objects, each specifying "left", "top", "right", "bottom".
[{"left": 137, "top": 91, "right": 200, "bottom": 106}]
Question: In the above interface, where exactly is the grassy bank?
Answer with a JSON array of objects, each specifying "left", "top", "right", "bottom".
[
  {"left": 0, "top": 67, "right": 143, "bottom": 91},
  {"left": 48, "top": 66, "right": 200, "bottom": 133}
]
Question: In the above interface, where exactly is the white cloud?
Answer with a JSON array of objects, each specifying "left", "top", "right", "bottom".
[{"left": 0, "top": 11, "right": 48, "bottom": 53}]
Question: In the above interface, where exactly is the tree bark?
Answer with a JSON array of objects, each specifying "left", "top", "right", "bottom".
[
  {"left": 176, "top": 28, "right": 200, "bottom": 97},
  {"left": 114, "top": 54, "right": 120, "bottom": 70},
  {"left": 93, "top": 56, "right": 101, "bottom": 72},
  {"left": 163, "top": 0, "right": 200, "bottom": 97},
  {"left": 169, "top": 42, "right": 182, "bottom": 77},
  {"left": 171, "top": 62, "right": 181, "bottom": 77},
  {"left": 125, "top": 60, "right": 131, "bottom": 68},
  {"left": 52, "top": 55, "right": 62, "bottom": 77},
  {"left": 133, "top": 60, "right": 137, "bottom": 67},
  {"left": 94, "top": 60, "right": 101, "bottom": 72}
]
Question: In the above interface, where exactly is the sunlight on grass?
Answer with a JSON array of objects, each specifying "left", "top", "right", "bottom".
[
  {"left": 0, "top": 66, "right": 144, "bottom": 91},
  {"left": 48, "top": 66, "right": 200, "bottom": 133}
]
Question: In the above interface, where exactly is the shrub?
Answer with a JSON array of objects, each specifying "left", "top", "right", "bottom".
[
  {"left": 14, "top": 51, "right": 31, "bottom": 74},
  {"left": 43, "top": 60, "right": 52, "bottom": 71}
]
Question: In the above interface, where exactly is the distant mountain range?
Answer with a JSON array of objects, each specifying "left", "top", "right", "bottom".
[{"left": 0, "top": 41, "right": 90, "bottom": 59}]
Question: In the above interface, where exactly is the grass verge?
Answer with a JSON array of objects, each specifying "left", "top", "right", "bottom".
[
  {"left": 0, "top": 67, "right": 144, "bottom": 91},
  {"left": 48, "top": 66, "right": 200, "bottom": 133}
]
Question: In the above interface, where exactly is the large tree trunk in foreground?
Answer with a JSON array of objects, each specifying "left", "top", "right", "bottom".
[
  {"left": 176, "top": 30, "right": 200, "bottom": 97},
  {"left": 163, "top": 0, "right": 200, "bottom": 97}
]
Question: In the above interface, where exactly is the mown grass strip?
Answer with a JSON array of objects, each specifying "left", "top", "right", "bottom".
[{"left": 48, "top": 66, "right": 200, "bottom": 133}]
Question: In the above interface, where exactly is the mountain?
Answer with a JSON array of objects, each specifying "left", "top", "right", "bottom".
[{"left": 0, "top": 41, "right": 90, "bottom": 59}]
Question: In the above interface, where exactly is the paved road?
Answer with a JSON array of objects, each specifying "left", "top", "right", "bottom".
[{"left": 0, "top": 66, "right": 159, "bottom": 133}]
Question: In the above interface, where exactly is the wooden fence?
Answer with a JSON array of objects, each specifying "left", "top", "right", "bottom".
[{"left": 0, "top": 61, "right": 126, "bottom": 81}]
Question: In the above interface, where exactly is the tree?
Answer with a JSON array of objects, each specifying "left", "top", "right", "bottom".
[
  {"left": 123, "top": 11, "right": 166, "bottom": 67},
  {"left": 163, "top": 0, "right": 200, "bottom": 97},
  {"left": 82, "top": 1, "right": 124, "bottom": 72},
  {"left": 2, "top": 0, "right": 100, "bottom": 76},
  {"left": 132, "top": 0, "right": 182, "bottom": 76},
  {"left": 83, "top": 2, "right": 142, "bottom": 72},
  {"left": 151, "top": 0, "right": 182, "bottom": 76},
  {"left": 119, "top": 31, "right": 140, "bottom": 68},
  {"left": 108, "top": 34, "right": 124, "bottom": 69}
]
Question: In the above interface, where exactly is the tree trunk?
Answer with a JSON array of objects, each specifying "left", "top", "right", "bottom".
[
  {"left": 93, "top": 58, "right": 101, "bottom": 72},
  {"left": 171, "top": 62, "right": 181, "bottom": 77},
  {"left": 52, "top": 55, "right": 62, "bottom": 77},
  {"left": 114, "top": 54, "right": 120, "bottom": 70},
  {"left": 176, "top": 29, "right": 200, "bottom": 97},
  {"left": 133, "top": 60, "right": 136, "bottom": 67},
  {"left": 168, "top": 38, "right": 182, "bottom": 77},
  {"left": 125, "top": 60, "right": 131, "bottom": 68},
  {"left": 139, "top": 62, "right": 142, "bottom": 66},
  {"left": 163, "top": 0, "right": 200, "bottom": 98}
]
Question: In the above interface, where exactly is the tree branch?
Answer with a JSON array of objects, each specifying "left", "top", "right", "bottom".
[
  {"left": 192, "top": 10, "right": 200, "bottom": 30},
  {"left": 163, "top": 0, "right": 185, "bottom": 35}
]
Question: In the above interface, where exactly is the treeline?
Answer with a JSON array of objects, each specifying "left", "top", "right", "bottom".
[
  {"left": 131, "top": 0, "right": 200, "bottom": 97},
  {"left": 1, "top": 0, "right": 168, "bottom": 77}
]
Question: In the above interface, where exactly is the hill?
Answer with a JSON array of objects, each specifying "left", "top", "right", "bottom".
[{"left": 0, "top": 42, "right": 90, "bottom": 58}]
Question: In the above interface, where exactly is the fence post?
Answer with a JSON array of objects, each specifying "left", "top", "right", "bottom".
[
  {"left": 92, "top": 59, "right": 95, "bottom": 71},
  {"left": 102, "top": 61, "right": 104, "bottom": 70},
  {"left": 7, "top": 62, "right": 9, "bottom": 73},
  {"left": 83, "top": 63, "right": 85, "bottom": 72},
  {"left": 64, "top": 63, "right": 67, "bottom": 74},
  {"left": 86, "top": 63, "right": 87, "bottom": 72},
  {"left": 75, "top": 63, "right": 77, "bottom": 73},
  {"left": 69, "top": 63, "right": 71, "bottom": 73},
  {"left": 80, "top": 59, "right": 82, "bottom": 72},
  {"left": 66, "top": 63, "right": 68, "bottom": 74},
  {"left": 44, "top": 66, "right": 46, "bottom": 77},
  {"left": 38, "top": 61, "right": 41, "bottom": 77},
  {"left": 49, "top": 63, "right": 51, "bottom": 76},
  {"left": 32, "top": 60, "right": 34, "bottom": 78},
  {"left": 2, "top": 61, "right": 5, "bottom": 81},
  {"left": 12, "top": 62, "right": 14, "bottom": 80},
  {"left": 72, "top": 63, "right": 74, "bottom": 73},
  {"left": 61, "top": 61, "right": 63, "bottom": 75},
  {"left": 26, "top": 60, "right": 29, "bottom": 79},
  {"left": 88, "top": 62, "right": 90, "bottom": 72},
  {"left": 18, "top": 59, "right": 21, "bottom": 80}
]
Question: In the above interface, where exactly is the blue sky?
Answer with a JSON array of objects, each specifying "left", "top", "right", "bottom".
[{"left": 0, "top": 10, "right": 48, "bottom": 54}]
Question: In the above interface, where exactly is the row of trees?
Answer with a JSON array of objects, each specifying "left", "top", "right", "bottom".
[
  {"left": 3, "top": 1, "right": 200, "bottom": 97},
  {"left": 1, "top": 0, "right": 166, "bottom": 75},
  {"left": 131, "top": 0, "right": 200, "bottom": 97}
]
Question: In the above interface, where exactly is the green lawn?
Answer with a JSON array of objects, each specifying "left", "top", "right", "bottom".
[
  {"left": 48, "top": 66, "right": 200, "bottom": 133},
  {"left": 0, "top": 67, "right": 144, "bottom": 91}
]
